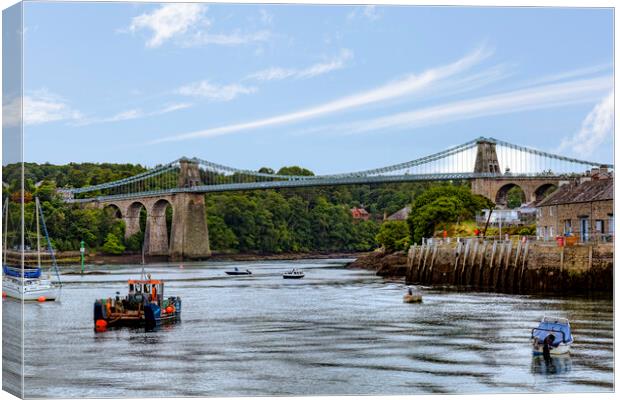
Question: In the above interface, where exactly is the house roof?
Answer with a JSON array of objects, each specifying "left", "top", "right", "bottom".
[
  {"left": 387, "top": 206, "right": 411, "bottom": 220},
  {"left": 537, "top": 177, "right": 613, "bottom": 207}
]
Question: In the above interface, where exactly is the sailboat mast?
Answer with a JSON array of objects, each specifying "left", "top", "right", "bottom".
[
  {"left": 3, "top": 199, "right": 8, "bottom": 265},
  {"left": 35, "top": 197, "right": 41, "bottom": 268}
]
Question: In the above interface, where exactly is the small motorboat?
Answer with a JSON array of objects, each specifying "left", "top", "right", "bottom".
[
  {"left": 403, "top": 288, "right": 422, "bottom": 303},
  {"left": 225, "top": 267, "right": 252, "bottom": 276},
  {"left": 531, "top": 316, "right": 573, "bottom": 356},
  {"left": 282, "top": 268, "right": 304, "bottom": 279}
]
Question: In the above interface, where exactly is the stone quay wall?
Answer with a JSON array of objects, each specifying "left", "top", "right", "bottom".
[{"left": 402, "top": 239, "right": 613, "bottom": 294}]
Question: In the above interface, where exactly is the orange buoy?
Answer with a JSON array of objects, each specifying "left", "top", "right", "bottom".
[
  {"left": 95, "top": 319, "right": 108, "bottom": 331},
  {"left": 37, "top": 296, "right": 46, "bottom": 302},
  {"left": 166, "top": 306, "right": 174, "bottom": 314}
]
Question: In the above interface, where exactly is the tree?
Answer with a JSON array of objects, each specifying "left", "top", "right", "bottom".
[
  {"left": 407, "top": 185, "right": 493, "bottom": 244},
  {"left": 376, "top": 221, "right": 410, "bottom": 252},
  {"left": 277, "top": 166, "right": 314, "bottom": 176},
  {"left": 102, "top": 233, "right": 125, "bottom": 254},
  {"left": 506, "top": 186, "right": 525, "bottom": 209}
]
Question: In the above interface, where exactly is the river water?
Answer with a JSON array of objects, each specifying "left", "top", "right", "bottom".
[{"left": 2, "top": 259, "right": 614, "bottom": 397}]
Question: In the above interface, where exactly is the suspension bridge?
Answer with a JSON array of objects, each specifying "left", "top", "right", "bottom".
[{"left": 61, "top": 137, "right": 612, "bottom": 259}]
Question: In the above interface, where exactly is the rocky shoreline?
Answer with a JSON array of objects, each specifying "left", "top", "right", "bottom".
[{"left": 346, "top": 250, "right": 409, "bottom": 277}]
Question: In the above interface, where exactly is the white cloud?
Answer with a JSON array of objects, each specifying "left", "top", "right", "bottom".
[
  {"left": 73, "top": 102, "right": 192, "bottom": 126},
  {"left": 181, "top": 30, "right": 271, "bottom": 46},
  {"left": 3, "top": 90, "right": 83, "bottom": 127},
  {"left": 127, "top": 4, "right": 269, "bottom": 48},
  {"left": 363, "top": 5, "right": 380, "bottom": 21},
  {"left": 2, "top": 96, "right": 21, "bottom": 128},
  {"left": 557, "top": 92, "right": 614, "bottom": 156},
  {"left": 129, "top": 4, "right": 207, "bottom": 48},
  {"left": 314, "top": 76, "right": 612, "bottom": 136},
  {"left": 347, "top": 5, "right": 381, "bottom": 21},
  {"left": 150, "top": 46, "right": 490, "bottom": 143},
  {"left": 247, "top": 49, "right": 354, "bottom": 81},
  {"left": 176, "top": 81, "right": 257, "bottom": 101},
  {"left": 259, "top": 9, "right": 273, "bottom": 25}
]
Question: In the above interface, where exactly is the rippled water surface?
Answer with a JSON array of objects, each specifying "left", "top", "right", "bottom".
[{"left": 2, "top": 259, "right": 614, "bottom": 397}]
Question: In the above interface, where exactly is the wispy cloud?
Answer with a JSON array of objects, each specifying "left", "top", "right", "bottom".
[
  {"left": 523, "top": 63, "right": 612, "bottom": 88},
  {"left": 3, "top": 90, "right": 83, "bottom": 127},
  {"left": 176, "top": 81, "right": 257, "bottom": 101},
  {"left": 150, "top": 46, "right": 491, "bottom": 144},
  {"left": 311, "top": 76, "right": 612, "bottom": 136},
  {"left": 127, "top": 4, "right": 270, "bottom": 48},
  {"left": 347, "top": 5, "right": 381, "bottom": 22},
  {"left": 129, "top": 3, "right": 207, "bottom": 48},
  {"left": 557, "top": 91, "right": 614, "bottom": 157},
  {"left": 259, "top": 9, "right": 273, "bottom": 25},
  {"left": 73, "top": 103, "right": 192, "bottom": 126},
  {"left": 246, "top": 49, "right": 354, "bottom": 81},
  {"left": 181, "top": 30, "right": 271, "bottom": 46}
]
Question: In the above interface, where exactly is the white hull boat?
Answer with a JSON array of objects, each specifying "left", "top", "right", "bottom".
[
  {"left": 3, "top": 276, "right": 59, "bottom": 301},
  {"left": 2, "top": 198, "right": 62, "bottom": 302}
]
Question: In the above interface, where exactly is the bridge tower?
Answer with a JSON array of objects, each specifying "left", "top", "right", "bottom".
[
  {"left": 169, "top": 158, "right": 210, "bottom": 259},
  {"left": 474, "top": 138, "right": 501, "bottom": 174}
]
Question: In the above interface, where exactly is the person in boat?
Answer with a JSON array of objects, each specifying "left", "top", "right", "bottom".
[
  {"left": 234, "top": 267, "right": 239, "bottom": 272},
  {"left": 407, "top": 287, "right": 413, "bottom": 296},
  {"left": 543, "top": 334, "right": 555, "bottom": 361}
]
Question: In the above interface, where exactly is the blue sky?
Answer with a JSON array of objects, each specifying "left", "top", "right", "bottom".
[{"left": 12, "top": 2, "right": 614, "bottom": 173}]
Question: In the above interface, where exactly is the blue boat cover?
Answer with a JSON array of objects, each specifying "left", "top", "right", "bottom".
[
  {"left": 532, "top": 321, "right": 572, "bottom": 346},
  {"left": 3, "top": 265, "right": 42, "bottom": 279}
]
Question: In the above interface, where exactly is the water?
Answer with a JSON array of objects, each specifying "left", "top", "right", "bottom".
[{"left": 2, "top": 259, "right": 614, "bottom": 397}]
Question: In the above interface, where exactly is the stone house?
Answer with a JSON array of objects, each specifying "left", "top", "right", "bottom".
[{"left": 536, "top": 169, "right": 613, "bottom": 242}]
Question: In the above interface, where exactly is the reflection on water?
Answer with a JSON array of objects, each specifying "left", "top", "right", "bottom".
[
  {"left": 1, "top": 259, "right": 613, "bottom": 397},
  {"left": 531, "top": 355, "right": 573, "bottom": 375}
]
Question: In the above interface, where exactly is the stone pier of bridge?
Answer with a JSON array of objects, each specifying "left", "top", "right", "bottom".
[
  {"left": 94, "top": 159, "right": 211, "bottom": 260},
  {"left": 97, "top": 192, "right": 211, "bottom": 260}
]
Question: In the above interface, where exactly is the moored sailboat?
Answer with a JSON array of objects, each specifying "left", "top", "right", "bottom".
[{"left": 2, "top": 198, "right": 62, "bottom": 301}]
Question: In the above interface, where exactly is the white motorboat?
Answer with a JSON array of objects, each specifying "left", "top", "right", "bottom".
[
  {"left": 531, "top": 316, "right": 573, "bottom": 356},
  {"left": 282, "top": 268, "right": 304, "bottom": 279}
]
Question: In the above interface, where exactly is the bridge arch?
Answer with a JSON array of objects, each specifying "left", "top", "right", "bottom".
[
  {"left": 495, "top": 183, "right": 526, "bottom": 208},
  {"left": 147, "top": 199, "right": 173, "bottom": 256},
  {"left": 534, "top": 183, "right": 558, "bottom": 203},
  {"left": 124, "top": 201, "right": 147, "bottom": 240},
  {"left": 103, "top": 203, "right": 122, "bottom": 219}
]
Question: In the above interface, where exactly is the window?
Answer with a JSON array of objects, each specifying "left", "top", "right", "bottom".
[
  {"left": 564, "top": 219, "right": 572, "bottom": 234},
  {"left": 610, "top": 215, "right": 614, "bottom": 234},
  {"left": 549, "top": 226, "right": 554, "bottom": 238},
  {"left": 580, "top": 218, "right": 589, "bottom": 242},
  {"left": 549, "top": 207, "right": 553, "bottom": 217},
  {"left": 595, "top": 220, "right": 604, "bottom": 233}
]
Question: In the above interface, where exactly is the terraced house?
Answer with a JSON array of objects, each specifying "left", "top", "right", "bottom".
[{"left": 536, "top": 168, "right": 613, "bottom": 242}]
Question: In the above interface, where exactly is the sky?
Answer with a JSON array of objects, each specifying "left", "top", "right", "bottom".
[{"left": 5, "top": 2, "right": 615, "bottom": 173}]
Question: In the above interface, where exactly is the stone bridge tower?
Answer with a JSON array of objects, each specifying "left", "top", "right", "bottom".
[
  {"left": 474, "top": 138, "right": 501, "bottom": 174},
  {"left": 470, "top": 138, "right": 561, "bottom": 207}
]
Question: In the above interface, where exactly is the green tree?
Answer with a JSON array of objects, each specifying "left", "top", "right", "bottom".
[
  {"left": 407, "top": 185, "right": 493, "bottom": 244},
  {"left": 376, "top": 221, "right": 410, "bottom": 252},
  {"left": 506, "top": 186, "right": 525, "bottom": 209},
  {"left": 276, "top": 166, "right": 315, "bottom": 176},
  {"left": 102, "top": 233, "right": 125, "bottom": 254}
]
